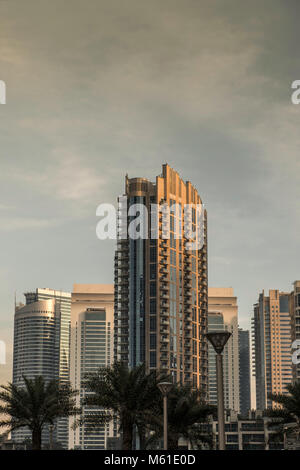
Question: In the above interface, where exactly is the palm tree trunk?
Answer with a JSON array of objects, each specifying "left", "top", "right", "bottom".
[
  {"left": 138, "top": 424, "right": 146, "bottom": 450},
  {"left": 168, "top": 434, "right": 179, "bottom": 450},
  {"left": 122, "top": 422, "right": 133, "bottom": 450},
  {"left": 32, "top": 427, "right": 42, "bottom": 450}
]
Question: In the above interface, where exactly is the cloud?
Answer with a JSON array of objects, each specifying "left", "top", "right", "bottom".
[
  {"left": 1, "top": 148, "right": 107, "bottom": 209},
  {"left": 0, "top": 216, "right": 60, "bottom": 231},
  {"left": 0, "top": 0, "right": 300, "bottom": 385}
]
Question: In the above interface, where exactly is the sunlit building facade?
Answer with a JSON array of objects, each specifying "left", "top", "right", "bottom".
[
  {"left": 252, "top": 289, "right": 293, "bottom": 410},
  {"left": 114, "top": 164, "right": 208, "bottom": 395},
  {"left": 208, "top": 288, "right": 240, "bottom": 412}
]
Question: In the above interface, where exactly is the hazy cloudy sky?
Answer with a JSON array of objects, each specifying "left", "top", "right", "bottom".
[{"left": 0, "top": 0, "right": 299, "bottom": 383}]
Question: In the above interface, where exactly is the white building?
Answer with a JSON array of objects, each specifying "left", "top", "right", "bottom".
[
  {"left": 69, "top": 284, "right": 115, "bottom": 450},
  {"left": 208, "top": 288, "right": 240, "bottom": 413}
]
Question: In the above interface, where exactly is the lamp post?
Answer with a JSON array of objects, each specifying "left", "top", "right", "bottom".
[
  {"left": 157, "top": 382, "right": 173, "bottom": 450},
  {"left": 205, "top": 331, "right": 231, "bottom": 450}
]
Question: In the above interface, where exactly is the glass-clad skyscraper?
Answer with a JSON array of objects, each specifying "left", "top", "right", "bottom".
[
  {"left": 12, "top": 288, "right": 71, "bottom": 448},
  {"left": 114, "top": 164, "right": 208, "bottom": 394},
  {"left": 238, "top": 328, "right": 251, "bottom": 415}
]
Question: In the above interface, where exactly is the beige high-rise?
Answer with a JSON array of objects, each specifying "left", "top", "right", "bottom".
[
  {"left": 252, "top": 289, "right": 292, "bottom": 410},
  {"left": 114, "top": 164, "right": 208, "bottom": 395},
  {"left": 208, "top": 288, "right": 240, "bottom": 413},
  {"left": 69, "top": 284, "right": 114, "bottom": 450}
]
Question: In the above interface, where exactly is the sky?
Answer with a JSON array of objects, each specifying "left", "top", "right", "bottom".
[{"left": 0, "top": 0, "right": 299, "bottom": 384}]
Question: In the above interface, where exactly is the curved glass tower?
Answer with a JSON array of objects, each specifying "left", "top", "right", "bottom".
[{"left": 12, "top": 288, "right": 71, "bottom": 448}]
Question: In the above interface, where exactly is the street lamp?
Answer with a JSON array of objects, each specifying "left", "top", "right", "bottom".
[
  {"left": 157, "top": 382, "right": 173, "bottom": 450},
  {"left": 205, "top": 331, "right": 231, "bottom": 450}
]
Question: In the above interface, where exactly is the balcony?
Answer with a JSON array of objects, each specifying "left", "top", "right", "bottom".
[
  {"left": 160, "top": 336, "right": 169, "bottom": 343},
  {"left": 118, "top": 244, "right": 129, "bottom": 252},
  {"left": 160, "top": 351, "right": 168, "bottom": 359},
  {"left": 160, "top": 361, "right": 169, "bottom": 370},
  {"left": 160, "top": 308, "right": 169, "bottom": 317},
  {"left": 160, "top": 285, "right": 169, "bottom": 294},
  {"left": 160, "top": 326, "right": 169, "bottom": 334},
  {"left": 160, "top": 293, "right": 169, "bottom": 300}
]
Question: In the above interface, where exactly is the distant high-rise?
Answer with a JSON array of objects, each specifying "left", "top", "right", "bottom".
[
  {"left": 69, "top": 284, "right": 115, "bottom": 450},
  {"left": 290, "top": 281, "right": 300, "bottom": 382},
  {"left": 252, "top": 289, "right": 292, "bottom": 410},
  {"left": 207, "top": 311, "right": 225, "bottom": 406},
  {"left": 239, "top": 328, "right": 251, "bottom": 416},
  {"left": 13, "top": 288, "right": 71, "bottom": 448},
  {"left": 114, "top": 164, "right": 208, "bottom": 394},
  {"left": 208, "top": 288, "right": 240, "bottom": 412}
]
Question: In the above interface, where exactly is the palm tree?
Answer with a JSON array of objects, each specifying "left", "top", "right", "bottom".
[
  {"left": 267, "top": 382, "right": 300, "bottom": 447},
  {"left": 147, "top": 385, "right": 215, "bottom": 450},
  {"left": 81, "top": 362, "right": 165, "bottom": 450},
  {"left": 0, "top": 376, "right": 79, "bottom": 450}
]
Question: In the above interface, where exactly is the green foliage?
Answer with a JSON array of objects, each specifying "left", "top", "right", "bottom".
[
  {"left": 0, "top": 376, "right": 79, "bottom": 450},
  {"left": 147, "top": 384, "right": 215, "bottom": 449},
  {"left": 81, "top": 362, "right": 167, "bottom": 450},
  {"left": 267, "top": 381, "right": 300, "bottom": 443}
]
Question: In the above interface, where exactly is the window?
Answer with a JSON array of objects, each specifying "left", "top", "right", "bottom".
[
  {"left": 150, "top": 282, "right": 156, "bottom": 297},
  {"left": 150, "top": 351, "right": 156, "bottom": 367},
  {"left": 150, "top": 317, "right": 156, "bottom": 331},
  {"left": 150, "top": 334, "right": 156, "bottom": 349}
]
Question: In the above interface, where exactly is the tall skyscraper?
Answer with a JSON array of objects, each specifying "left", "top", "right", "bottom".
[
  {"left": 13, "top": 288, "right": 71, "bottom": 448},
  {"left": 290, "top": 280, "right": 300, "bottom": 382},
  {"left": 238, "top": 328, "right": 251, "bottom": 416},
  {"left": 69, "top": 284, "right": 115, "bottom": 450},
  {"left": 252, "top": 289, "right": 292, "bottom": 410},
  {"left": 114, "top": 164, "right": 208, "bottom": 395},
  {"left": 208, "top": 288, "right": 240, "bottom": 412}
]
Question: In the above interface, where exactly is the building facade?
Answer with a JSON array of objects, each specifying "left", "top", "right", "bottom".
[
  {"left": 12, "top": 288, "right": 71, "bottom": 448},
  {"left": 114, "top": 164, "right": 208, "bottom": 395},
  {"left": 252, "top": 289, "right": 293, "bottom": 410},
  {"left": 207, "top": 288, "right": 240, "bottom": 412},
  {"left": 239, "top": 328, "right": 251, "bottom": 416},
  {"left": 197, "top": 411, "right": 283, "bottom": 450},
  {"left": 290, "top": 280, "right": 300, "bottom": 382},
  {"left": 69, "top": 284, "right": 115, "bottom": 450},
  {"left": 207, "top": 311, "right": 224, "bottom": 406}
]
